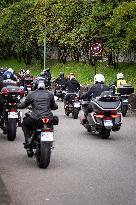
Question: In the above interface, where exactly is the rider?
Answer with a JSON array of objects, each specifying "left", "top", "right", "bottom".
[
  {"left": 81, "top": 74, "right": 109, "bottom": 99},
  {"left": 62, "top": 73, "right": 80, "bottom": 105},
  {"left": 3, "top": 68, "right": 17, "bottom": 81},
  {"left": 54, "top": 72, "right": 67, "bottom": 85},
  {"left": 54, "top": 72, "right": 67, "bottom": 96},
  {"left": 113, "top": 73, "right": 127, "bottom": 94},
  {"left": 17, "top": 80, "right": 58, "bottom": 148},
  {"left": 80, "top": 74, "right": 109, "bottom": 123}
]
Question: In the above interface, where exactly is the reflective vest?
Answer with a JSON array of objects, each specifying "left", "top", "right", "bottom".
[{"left": 117, "top": 79, "right": 127, "bottom": 88}]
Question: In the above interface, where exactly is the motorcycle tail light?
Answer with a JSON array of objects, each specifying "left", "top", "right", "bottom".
[
  {"left": 2, "top": 88, "right": 9, "bottom": 95},
  {"left": 9, "top": 102, "right": 16, "bottom": 106},
  {"left": 94, "top": 114, "right": 104, "bottom": 119},
  {"left": 44, "top": 128, "right": 52, "bottom": 132},
  {"left": 111, "top": 114, "right": 121, "bottom": 118},
  {"left": 18, "top": 88, "right": 25, "bottom": 96},
  {"left": 41, "top": 117, "right": 49, "bottom": 124}
]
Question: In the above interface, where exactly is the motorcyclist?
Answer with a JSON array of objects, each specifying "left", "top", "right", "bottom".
[
  {"left": 54, "top": 72, "right": 67, "bottom": 96},
  {"left": 81, "top": 74, "right": 109, "bottom": 99},
  {"left": 54, "top": 72, "right": 67, "bottom": 85},
  {"left": 41, "top": 68, "right": 52, "bottom": 88},
  {"left": 3, "top": 68, "right": 17, "bottom": 81},
  {"left": 62, "top": 74, "right": 80, "bottom": 105},
  {"left": 17, "top": 80, "right": 58, "bottom": 148},
  {"left": 113, "top": 73, "right": 127, "bottom": 94},
  {"left": 80, "top": 74, "right": 109, "bottom": 123}
]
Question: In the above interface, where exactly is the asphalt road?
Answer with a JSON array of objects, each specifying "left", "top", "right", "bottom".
[{"left": 0, "top": 101, "right": 136, "bottom": 205}]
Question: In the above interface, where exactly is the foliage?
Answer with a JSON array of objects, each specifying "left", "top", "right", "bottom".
[{"left": 0, "top": 0, "right": 135, "bottom": 64}]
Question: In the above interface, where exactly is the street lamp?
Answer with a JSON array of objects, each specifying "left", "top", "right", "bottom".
[{"left": 44, "top": 0, "right": 47, "bottom": 70}]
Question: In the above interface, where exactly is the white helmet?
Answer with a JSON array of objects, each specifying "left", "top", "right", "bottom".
[
  {"left": 37, "top": 80, "right": 45, "bottom": 90},
  {"left": 8, "top": 68, "right": 13, "bottom": 73},
  {"left": 94, "top": 74, "right": 105, "bottom": 83},
  {"left": 117, "top": 73, "right": 124, "bottom": 80},
  {"left": 26, "top": 70, "right": 30, "bottom": 75}
]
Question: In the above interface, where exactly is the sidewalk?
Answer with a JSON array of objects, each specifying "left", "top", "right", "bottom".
[{"left": 0, "top": 176, "right": 11, "bottom": 205}]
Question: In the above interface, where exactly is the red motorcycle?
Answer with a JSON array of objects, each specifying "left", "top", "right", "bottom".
[{"left": 1, "top": 85, "right": 24, "bottom": 141}]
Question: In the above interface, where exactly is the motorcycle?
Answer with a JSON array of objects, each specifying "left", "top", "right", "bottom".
[
  {"left": 24, "top": 110, "right": 59, "bottom": 169},
  {"left": 1, "top": 85, "right": 24, "bottom": 141},
  {"left": 54, "top": 84, "right": 65, "bottom": 101},
  {"left": 64, "top": 93, "right": 81, "bottom": 119},
  {"left": 81, "top": 91, "right": 122, "bottom": 139},
  {"left": 110, "top": 84, "right": 134, "bottom": 117},
  {"left": 24, "top": 77, "right": 33, "bottom": 93}
]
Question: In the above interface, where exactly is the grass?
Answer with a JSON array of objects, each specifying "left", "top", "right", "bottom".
[{"left": 0, "top": 58, "right": 136, "bottom": 89}]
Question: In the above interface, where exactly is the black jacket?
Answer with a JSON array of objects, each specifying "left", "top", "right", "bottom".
[
  {"left": 63, "top": 79, "right": 80, "bottom": 93},
  {"left": 81, "top": 82, "right": 109, "bottom": 99},
  {"left": 55, "top": 77, "right": 67, "bottom": 86},
  {"left": 17, "top": 89, "right": 58, "bottom": 119}
]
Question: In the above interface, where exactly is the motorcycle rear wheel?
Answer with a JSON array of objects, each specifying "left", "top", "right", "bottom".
[
  {"left": 122, "top": 105, "right": 128, "bottom": 117},
  {"left": 65, "top": 107, "right": 69, "bottom": 116},
  {"left": 72, "top": 108, "right": 79, "bottom": 119},
  {"left": 7, "top": 119, "right": 17, "bottom": 141},
  {"left": 99, "top": 128, "right": 110, "bottom": 139},
  {"left": 36, "top": 142, "right": 51, "bottom": 169}
]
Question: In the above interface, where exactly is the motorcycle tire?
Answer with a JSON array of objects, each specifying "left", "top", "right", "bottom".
[
  {"left": 7, "top": 119, "right": 17, "bottom": 141},
  {"left": 99, "top": 128, "right": 110, "bottom": 139},
  {"left": 37, "top": 142, "right": 51, "bottom": 169},
  {"left": 72, "top": 108, "right": 79, "bottom": 119},
  {"left": 65, "top": 107, "right": 69, "bottom": 116},
  {"left": 122, "top": 105, "right": 128, "bottom": 117}
]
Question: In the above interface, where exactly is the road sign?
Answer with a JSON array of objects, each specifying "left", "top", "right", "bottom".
[{"left": 90, "top": 42, "right": 103, "bottom": 60}]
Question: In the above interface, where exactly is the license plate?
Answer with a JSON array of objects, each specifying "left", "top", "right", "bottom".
[
  {"left": 104, "top": 120, "right": 113, "bottom": 127},
  {"left": 8, "top": 112, "right": 18, "bottom": 119},
  {"left": 41, "top": 132, "right": 54, "bottom": 142},
  {"left": 27, "top": 87, "right": 31, "bottom": 91},
  {"left": 74, "top": 102, "right": 80, "bottom": 108},
  {"left": 123, "top": 99, "right": 128, "bottom": 103}
]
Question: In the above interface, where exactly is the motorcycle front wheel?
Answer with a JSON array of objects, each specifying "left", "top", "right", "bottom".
[
  {"left": 36, "top": 141, "right": 51, "bottom": 169},
  {"left": 7, "top": 119, "right": 17, "bottom": 141}
]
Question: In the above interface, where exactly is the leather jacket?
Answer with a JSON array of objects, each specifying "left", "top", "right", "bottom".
[{"left": 17, "top": 89, "right": 58, "bottom": 119}]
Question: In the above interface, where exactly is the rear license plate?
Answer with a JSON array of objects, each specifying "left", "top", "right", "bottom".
[
  {"left": 104, "top": 120, "right": 113, "bottom": 127},
  {"left": 123, "top": 99, "right": 128, "bottom": 103},
  {"left": 27, "top": 87, "right": 31, "bottom": 91},
  {"left": 41, "top": 132, "right": 54, "bottom": 141},
  {"left": 8, "top": 112, "right": 18, "bottom": 119},
  {"left": 74, "top": 102, "right": 80, "bottom": 108}
]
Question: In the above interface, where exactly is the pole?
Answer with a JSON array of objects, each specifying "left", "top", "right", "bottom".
[{"left": 44, "top": 0, "right": 47, "bottom": 70}]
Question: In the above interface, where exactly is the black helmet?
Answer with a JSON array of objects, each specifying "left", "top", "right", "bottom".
[
  {"left": 46, "top": 68, "right": 50, "bottom": 72},
  {"left": 59, "top": 72, "right": 64, "bottom": 77}
]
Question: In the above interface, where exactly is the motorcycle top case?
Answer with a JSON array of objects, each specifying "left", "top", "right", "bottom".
[
  {"left": 91, "top": 97, "right": 121, "bottom": 113},
  {"left": 117, "top": 84, "right": 134, "bottom": 95}
]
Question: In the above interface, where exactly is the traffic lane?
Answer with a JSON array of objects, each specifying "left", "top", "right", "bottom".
[{"left": 0, "top": 103, "right": 136, "bottom": 205}]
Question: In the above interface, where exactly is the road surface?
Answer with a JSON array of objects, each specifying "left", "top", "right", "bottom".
[{"left": 0, "top": 101, "right": 136, "bottom": 205}]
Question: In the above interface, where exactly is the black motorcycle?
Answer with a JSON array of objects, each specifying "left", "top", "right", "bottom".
[
  {"left": 81, "top": 91, "right": 122, "bottom": 139},
  {"left": 64, "top": 93, "right": 81, "bottom": 119},
  {"left": 54, "top": 84, "right": 65, "bottom": 101},
  {"left": 1, "top": 85, "right": 24, "bottom": 141},
  {"left": 24, "top": 111, "right": 59, "bottom": 169}
]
